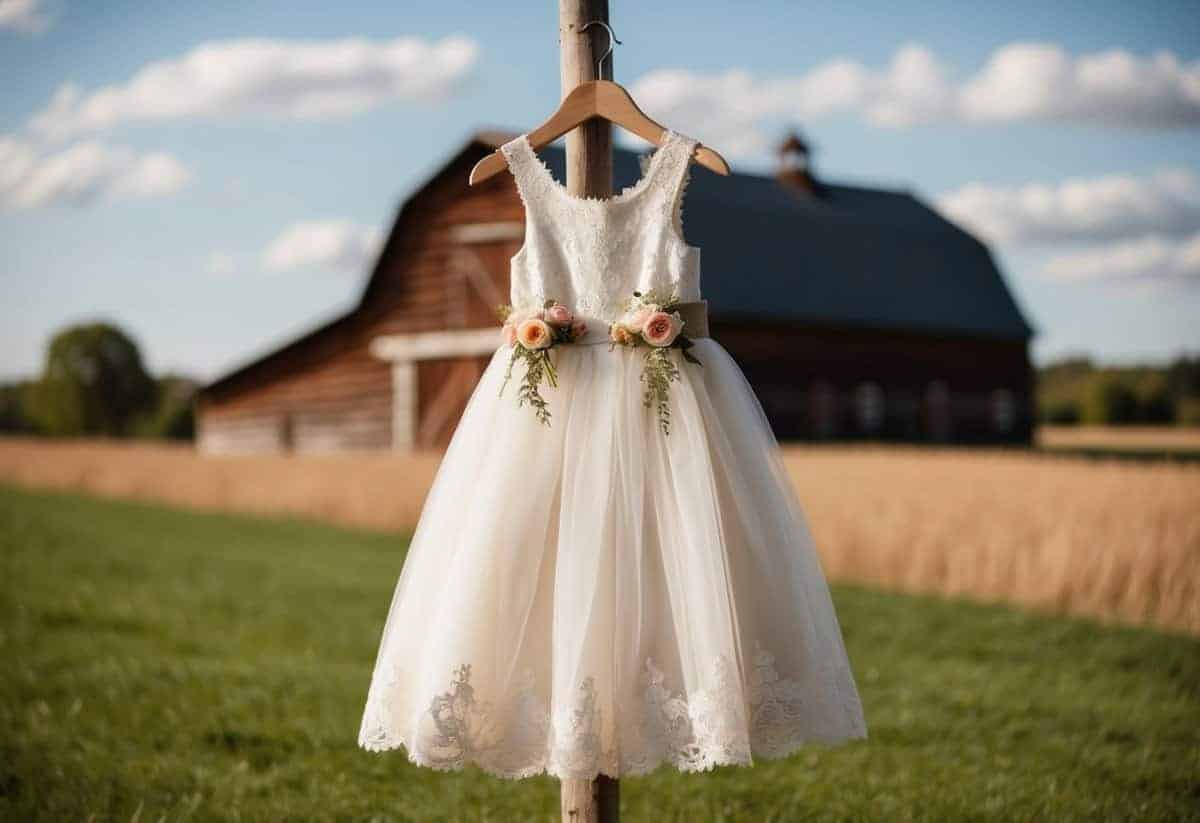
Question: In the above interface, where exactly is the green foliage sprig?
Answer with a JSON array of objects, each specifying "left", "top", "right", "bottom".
[
  {"left": 641, "top": 346, "right": 682, "bottom": 435},
  {"left": 608, "top": 290, "right": 703, "bottom": 435},
  {"left": 501, "top": 345, "right": 558, "bottom": 425},
  {"left": 497, "top": 300, "right": 583, "bottom": 426}
]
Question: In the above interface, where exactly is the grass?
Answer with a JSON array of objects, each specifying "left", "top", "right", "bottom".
[{"left": 1, "top": 483, "right": 1198, "bottom": 822}]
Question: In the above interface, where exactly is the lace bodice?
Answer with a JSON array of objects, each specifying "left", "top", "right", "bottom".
[{"left": 498, "top": 129, "right": 702, "bottom": 321}]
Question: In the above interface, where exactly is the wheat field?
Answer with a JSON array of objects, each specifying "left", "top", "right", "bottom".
[{"left": 1, "top": 435, "right": 1196, "bottom": 635}]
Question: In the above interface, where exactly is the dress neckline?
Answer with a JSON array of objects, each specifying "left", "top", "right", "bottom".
[{"left": 519, "top": 130, "right": 679, "bottom": 207}]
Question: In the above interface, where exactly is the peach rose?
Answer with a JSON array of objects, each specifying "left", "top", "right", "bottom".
[
  {"left": 502, "top": 321, "right": 518, "bottom": 346},
  {"left": 643, "top": 311, "right": 683, "bottom": 347},
  {"left": 569, "top": 319, "right": 588, "bottom": 339},
  {"left": 545, "top": 303, "right": 574, "bottom": 327},
  {"left": 517, "top": 318, "right": 553, "bottom": 350},
  {"left": 609, "top": 323, "right": 635, "bottom": 345}
]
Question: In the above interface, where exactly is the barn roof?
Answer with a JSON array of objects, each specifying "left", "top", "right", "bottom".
[
  {"left": 525, "top": 136, "right": 1034, "bottom": 341},
  {"left": 202, "top": 130, "right": 1030, "bottom": 395}
]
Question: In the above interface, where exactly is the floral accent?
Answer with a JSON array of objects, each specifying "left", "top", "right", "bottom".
[
  {"left": 608, "top": 290, "right": 703, "bottom": 435},
  {"left": 497, "top": 300, "right": 586, "bottom": 425},
  {"left": 517, "top": 318, "right": 553, "bottom": 350},
  {"left": 643, "top": 311, "right": 683, "bottom": 347}
]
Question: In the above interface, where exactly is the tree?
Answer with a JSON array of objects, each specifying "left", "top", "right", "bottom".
[
  {"left": 1134, "top": 372, "right": 1173, "bottom": 423},
  {"left": 25, "top": 323, "right": 158, "bottom": 437},
  {"left": 1080, "top": 372, "right": 1138, "bottom": 425},
  {"left": 0, "top": 380, "right": 34, "bottom": 433},
  {"left": 1177, "top": 397, "right": 1200, "bottom": 427},
  {"left": 130, "top": 374, "right": 197, "bottom": 440}
]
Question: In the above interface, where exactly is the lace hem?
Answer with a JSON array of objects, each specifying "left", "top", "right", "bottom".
[
  {"left": 359, "top": 722, "right": 852, "bottom": 781},
  {"left": 358, "top": 649, "right": 867, "bottom": 780}
]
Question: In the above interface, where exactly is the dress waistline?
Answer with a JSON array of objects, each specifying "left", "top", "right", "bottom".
[{"left": 573, "top": 300, "right": 710, "bottom": 346}]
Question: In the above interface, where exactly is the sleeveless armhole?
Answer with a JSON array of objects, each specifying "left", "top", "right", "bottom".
[
  {"left": 661, "top": 133, "right": 700, "bottom": 249},
  {"left": 498, "top": 137, "right": 535, "bottom": 269},
  {"left": 499, "top": 136, "right": 551, "bottom": 267}
]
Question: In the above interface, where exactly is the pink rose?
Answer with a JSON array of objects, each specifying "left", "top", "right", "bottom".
[
  {"left": 502, "top": 321, "right": 518, "bottom": 346},
  {"left": 569, "top": 319, "right": 587, "bottom": 339},
  {"left": 517, "top": 318, "right": 553, "bottom": 350},
  {"left": 628, "top": 307, "right": 653, "bottom": 331},
  {"left": 642, "top": 311, "right": 682, "bottom": 347},
  {"left": 545, "top": 303, "right": 574, "bottom": 327}
]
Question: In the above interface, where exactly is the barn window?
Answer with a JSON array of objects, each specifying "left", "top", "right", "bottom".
[
  {"left": 854, "top": 382, "right": 885, "bottom": 434},
  {"left": 991, "top": 389, "right": 1016, "bottom": 433},
  {"left": 808, "top": 380, "right": 837, "bottom": 438},
  {"left": 279, "top": 411, "right": 296, "bottom": 452},
  {"left": 924, "top": 380, "right": 952, "bottom": 441},
  {"left": 890, "top": 389, "right": 919, "bottom": 438}
]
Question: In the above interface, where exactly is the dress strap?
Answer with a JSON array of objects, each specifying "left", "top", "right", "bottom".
[
  {"left": 498, "top": 134, "right": 552, "bottom": 209},
  {"left": 657, "top": 130, "right": 700, "bottom": 239}
]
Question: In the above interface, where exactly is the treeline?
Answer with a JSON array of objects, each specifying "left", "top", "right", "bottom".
[
  {"left": 1038, "top": 356, "right": 1200, "bottom": 426},
  {"left": 0, "top": 322, "right": 197, "bottom": 440}
]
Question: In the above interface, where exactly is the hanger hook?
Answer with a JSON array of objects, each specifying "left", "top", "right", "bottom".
[{"left": 580, "top": 20, "right": 621, "bottom": 79}]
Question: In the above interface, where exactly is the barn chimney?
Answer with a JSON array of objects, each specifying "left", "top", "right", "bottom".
[{"left": 776, "top": 131, "right": 818, "bottom": 195}]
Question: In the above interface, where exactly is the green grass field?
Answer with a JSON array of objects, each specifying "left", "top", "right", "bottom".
[{"left": 1, "top": 484, "right": 1197, "bottom": 822}]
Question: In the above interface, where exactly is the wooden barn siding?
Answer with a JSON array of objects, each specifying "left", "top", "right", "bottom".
[
  {"left": 198, "top": 151, "right": 520, "bottom": 454},
  {"left": 357, "top": 168, "right": 521, "bottom": 335}
]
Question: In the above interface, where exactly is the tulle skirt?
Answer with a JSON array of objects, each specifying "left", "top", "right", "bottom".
[{"left": 357, "top": 338, "right": 867, "bottom": 779}]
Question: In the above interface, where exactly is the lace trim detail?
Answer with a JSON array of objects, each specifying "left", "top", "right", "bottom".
[
  {"left": 669, "top": 135, "right": 698, "bottom": 246},
  {"left": 640, "top": 131, "right": 698, "bottom": 248},
  {"left": 499, "top": 138, "right": 554, "bottom": 212},
  {"left": 358, "top": 646, "right": 866, "bottom": 780}
]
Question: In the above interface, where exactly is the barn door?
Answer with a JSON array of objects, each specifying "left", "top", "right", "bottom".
[
  {"left": 415, "top": 356, "right": 490, "bottom": 449},
  {"left": 414, "top": 230, "right": 520, "bottom": 449},
  {"left": 443, "top": 231, "right": 518, "bottom": 329}
]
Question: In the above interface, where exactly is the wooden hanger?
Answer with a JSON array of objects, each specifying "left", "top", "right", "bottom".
[{"left": 469, "top": 23, "right": 730, "bottom": 186}]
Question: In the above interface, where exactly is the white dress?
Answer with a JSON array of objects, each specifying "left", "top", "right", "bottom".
[{"left": 358, "top": 129, "right": 867, "bottom": 779}]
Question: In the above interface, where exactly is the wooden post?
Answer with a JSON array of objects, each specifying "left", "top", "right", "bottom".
[
  {"left": 559, "top": 0, "right": 613, "bottom": 199},
  {"left": 559, "top": 1, "right": 619, "bottom": 821}
]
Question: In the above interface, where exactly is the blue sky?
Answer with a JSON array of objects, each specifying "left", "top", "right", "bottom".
[{"left": 2, "top": 0, "right": 1198, "bottom": 382}]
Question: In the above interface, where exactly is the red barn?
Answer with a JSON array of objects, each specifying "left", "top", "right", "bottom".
[{"left": 195, "top": 131, "right": 1034, "bottom": 453}]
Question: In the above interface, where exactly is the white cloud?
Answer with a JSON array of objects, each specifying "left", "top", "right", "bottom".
[
  {"left": 1041, "top": 233, "right": 1200, "bottom": 286},
  {"left": 30, "top": 34, "right": 480, "bottom": 140},
  {"left": 0, "top": 135, "right": 190, "bottom": 208},
  {"left": 0, "top": 136, "right": 37, "bottom": 192},
  {"left": 961, "top": 44, "right": 1200, "bottom": 127},
  {"left": 936, "top": 169, "right": 1200, "bottom": 246},
  {"left": 0, "top": 0, "right": 52, "bottom": 33},
  {"left": 630, "top": 42, "right": 1200, "bottom": 156},
  {"left": 936, "top": 168, "right": 1200, "bottom": 289},
  {"left": 262, "top": 220, "right": 382, "bottom": 273}
]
